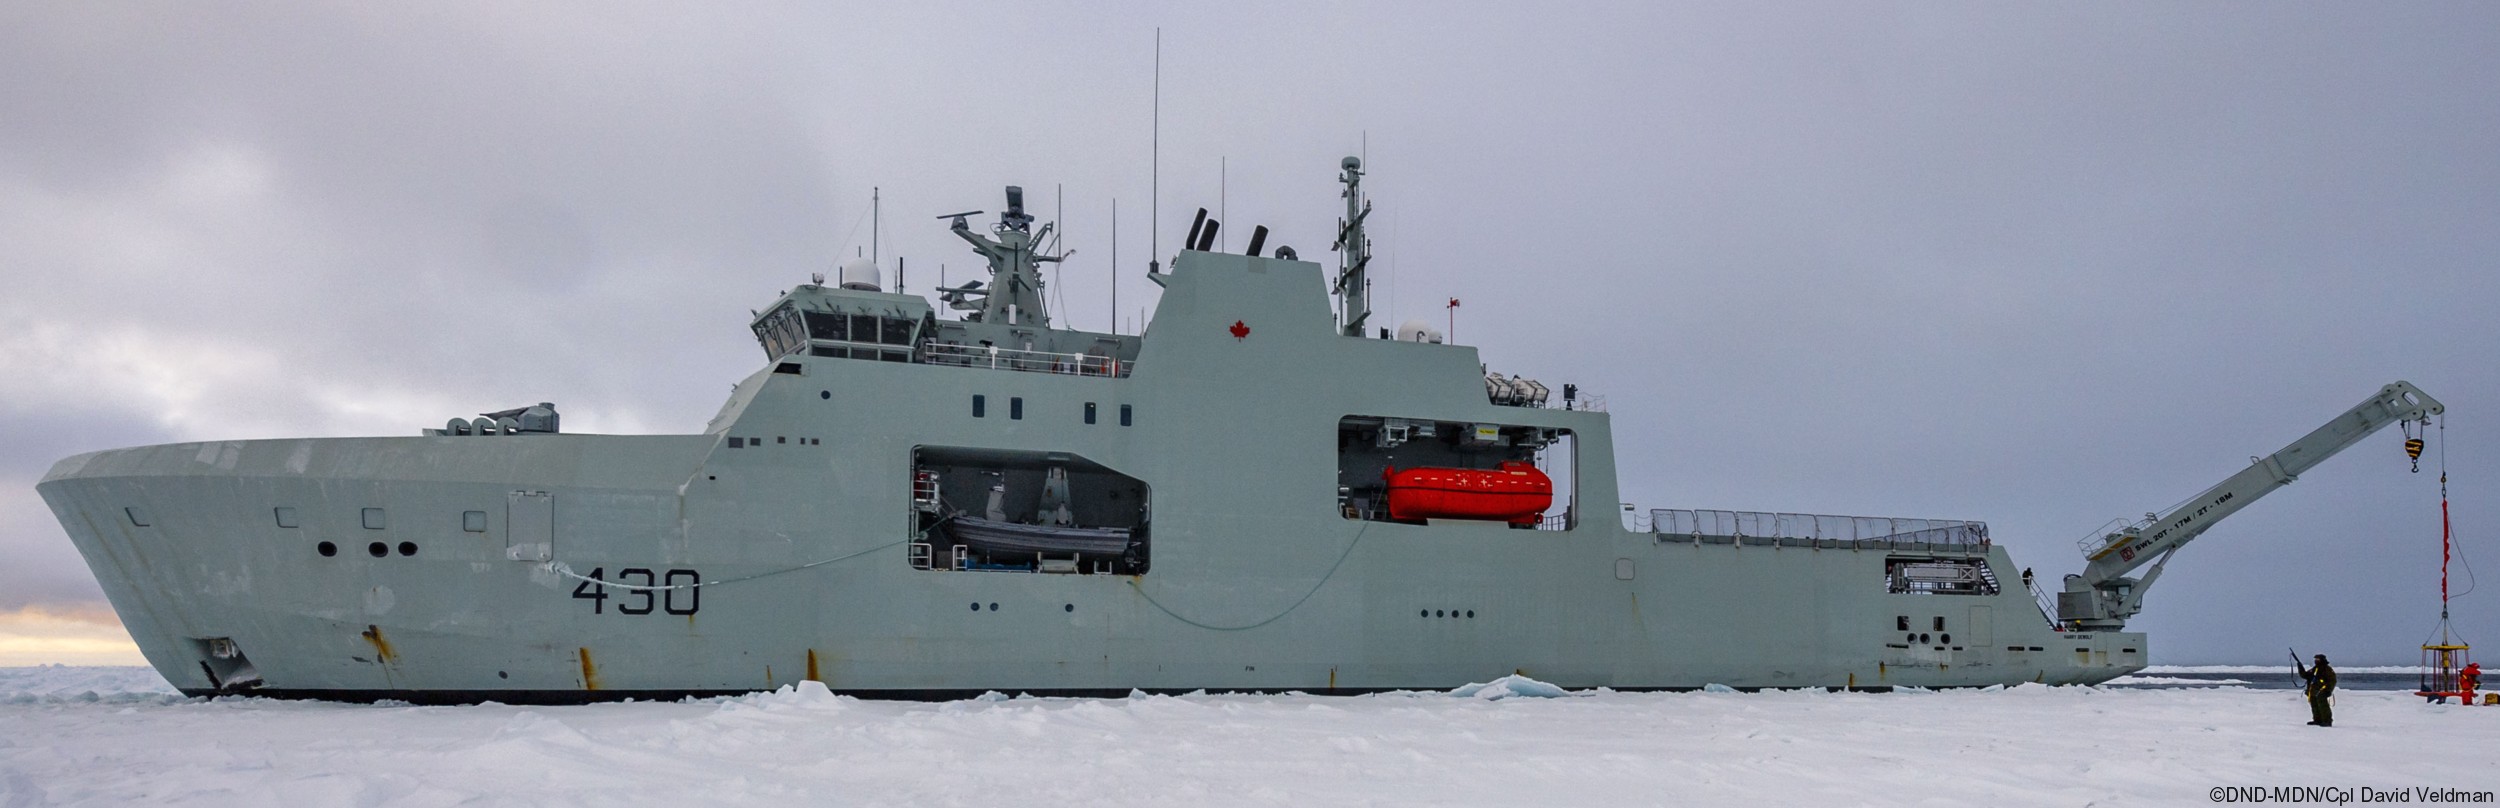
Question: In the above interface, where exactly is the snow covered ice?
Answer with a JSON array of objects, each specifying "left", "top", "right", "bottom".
[{"left": 4, "top": 667, "right": 2497, "bottom": 806}]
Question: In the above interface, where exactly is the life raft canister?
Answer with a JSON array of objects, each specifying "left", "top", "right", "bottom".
[{"left": 1383, "top": 461, "right": 1554, "bottom": 525}]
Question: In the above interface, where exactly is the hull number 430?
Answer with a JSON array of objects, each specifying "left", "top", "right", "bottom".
[{"left": 570, "top": 567, "right": 700, "bottom": 616}]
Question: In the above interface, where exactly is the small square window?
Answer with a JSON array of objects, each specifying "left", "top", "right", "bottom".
[
  {"left": 362, "top": 508, "right": 387, "bottom": 530},
  {"left": 1084, "top": 402, "right": 1097, "bottom": 425},
  {"left": 777, "top": 436, "right": 787, "bottom": 444},
  {"left": 1932, "top": 616, "right": 1946, "bottom": 631},
  {"left": 463, "top": 511, "right": 487, "bottom": 533},
  {"left": 1895, "top": 616, "right": 1908, "bottom": 631},
  {"left": 729, "top": 437, "right": 745, "bottom": 448},
  {"left": 1120, "top": 404, "right": 1133, "bottom": 426},
  {"left": 1010, "top": 397, "right": 1023, "bottom": 420},
  {"left": 274, "top": 507, "right": 299, "bottom": 529},
  {"left": 973, "top": 395, "right": 986, "bottom": 418}
]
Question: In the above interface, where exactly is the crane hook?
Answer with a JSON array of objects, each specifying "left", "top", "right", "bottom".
[{"left": 2403, "top": 419, "right": 2425, "bottom": 473}]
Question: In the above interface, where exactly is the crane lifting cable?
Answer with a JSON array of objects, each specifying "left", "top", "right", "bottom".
[{"left": 2415, "top": 413, "right": 2480, "bottom": 704}]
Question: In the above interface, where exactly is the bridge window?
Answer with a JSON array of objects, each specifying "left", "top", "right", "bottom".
[
  {"left": 805, "top": 311, "right": 847, "bottom": 341},
  {"left": 781, "top": 309, "right": 920, "bottom": 363}
]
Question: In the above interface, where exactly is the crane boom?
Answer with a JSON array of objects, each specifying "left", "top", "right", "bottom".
[{"left": 2058, "top": 381, "right": 2443, "bottom": 631}]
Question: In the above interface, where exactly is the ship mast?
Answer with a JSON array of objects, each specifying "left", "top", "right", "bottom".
[
  {"left": 939, "top": 186, "right": 1062, "bottom": 327},
  {"left": 1332, "top": 156, "right": 1373, "bottom": 337}
]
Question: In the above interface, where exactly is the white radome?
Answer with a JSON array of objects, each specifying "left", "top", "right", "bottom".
[
  {"left": 1396, "top": 318, "right": 1443, "bottom": 343},
  {"left": 837, "top": 257, "right": 882, "bottom": 292}
]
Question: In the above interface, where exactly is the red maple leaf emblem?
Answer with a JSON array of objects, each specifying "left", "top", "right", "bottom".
[{"left": 1229, "top": 320, "right": 1250, "bottom": 340}]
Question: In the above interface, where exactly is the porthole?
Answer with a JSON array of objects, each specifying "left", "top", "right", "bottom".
[
  {"left": 317, "top": 541, "right": 337, "bottom": 557},
  {"left": 398, "top": 541, "right": 418, "bottom": 557},
  {"left": 969, "top": 602, "right": 980, "bottom": 612},
  {"left": 1941, "top": 633, "right": 1951, "bottom": 644},
  {"left": 1466, "top": 610, "right": 1475, "bottom": 618},
  {"left": 820, "top": 391, "right": 831, "bottom": 400},
  {"left": 1435, "top": 610, "right": 1444, "bottom": 618},
  {"left": 988, "top": 602, "right": 999, "bottom": 612},
  {"left": 1419, "top": 609, "right": 1428, "bottom": 618},
  {"left": 367, "top": 542, "right": 388, "bottom": 558},
  {"left": 1064, "top": 604, "right": 1074, "bottom": 613}
]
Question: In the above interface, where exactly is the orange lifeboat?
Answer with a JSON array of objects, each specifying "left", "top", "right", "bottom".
[{"left": 1384, "top": 461, "right": 1554, "bottom": 525}]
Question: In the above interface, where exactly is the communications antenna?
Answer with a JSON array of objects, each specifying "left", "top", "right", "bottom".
[{"left": 1331, "top": 156, "right": 1373, "bottom": 336}]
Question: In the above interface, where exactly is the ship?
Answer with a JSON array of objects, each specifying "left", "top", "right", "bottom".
[{"left": 37, "top": 158, "right": 2444, "bottom": 702}]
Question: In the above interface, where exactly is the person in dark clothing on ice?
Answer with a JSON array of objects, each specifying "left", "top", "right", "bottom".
[{"left": 2294, "top": 652, "right": 2336, "bottom": 726}]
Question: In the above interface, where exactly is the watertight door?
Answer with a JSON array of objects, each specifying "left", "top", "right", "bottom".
[
  {"left": 1968, "top": 606, "right": 1994, "bottom": 647},
  {"left": 507, "top": 491, "right": 552, "bottom": 561}
]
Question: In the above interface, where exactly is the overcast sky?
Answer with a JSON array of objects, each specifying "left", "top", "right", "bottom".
[{"left": 3, "top": 2, "right": 2494, "bottom": 666}]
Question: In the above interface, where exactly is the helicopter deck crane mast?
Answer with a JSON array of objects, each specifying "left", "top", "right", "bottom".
[{"left": 2060, "top": 381, "right": 2444, "bottom": 631}]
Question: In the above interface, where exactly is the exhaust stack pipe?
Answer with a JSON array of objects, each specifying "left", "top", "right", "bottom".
[
  {"left": 1195, "top": 219, "right": 1221, "bottom": 252},
  {"left": 1183, "top": 208, "right": 1208, "bottom": 253},
  {"left": 1245, "top": 225, "right": 1269, "bottom": 257}
]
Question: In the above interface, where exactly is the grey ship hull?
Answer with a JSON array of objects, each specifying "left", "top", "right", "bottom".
[{"left": 39, "top": 251, "right": 2145, "bottom": 701}]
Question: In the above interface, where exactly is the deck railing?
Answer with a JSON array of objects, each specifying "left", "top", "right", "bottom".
[
  {"left": 918, "top": 341, "right": 1132, "bottom": 378},
  {"left": 1649, "top": 508, "right": 1989, "bottom": 547}
]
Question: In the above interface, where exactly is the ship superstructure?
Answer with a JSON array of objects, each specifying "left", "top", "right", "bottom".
[{"left": 37, "top": 160, "right": 2439, "bottom": 702}]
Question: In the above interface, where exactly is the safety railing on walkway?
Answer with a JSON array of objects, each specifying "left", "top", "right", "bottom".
[
  {"left": 1649, "top": 508, "right": 1989, "bottom": 547},
  {"left": 919, "top": 341, "right": 1131, "bottom": 378}
]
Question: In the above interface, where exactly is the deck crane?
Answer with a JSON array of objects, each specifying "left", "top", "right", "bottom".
[{"left": 2059, "top": 381, "right": 2444, "bottom": 631}]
